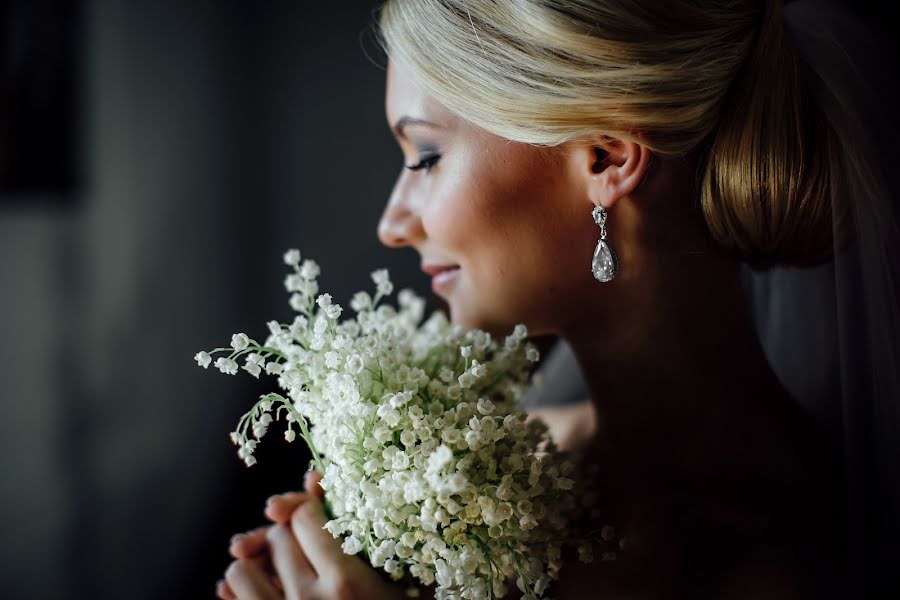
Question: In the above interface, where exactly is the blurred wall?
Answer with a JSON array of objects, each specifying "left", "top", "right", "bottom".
[{"left": 0, "top": 1, "right": 423, "bottom": 598}]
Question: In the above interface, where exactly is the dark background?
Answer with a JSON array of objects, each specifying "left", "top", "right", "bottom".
[
  {"left": 1, "top": 1, "right": 417, "bottom": 598},
  {"left": 0, "top": 1, "right": 895, "bottom": 599}
]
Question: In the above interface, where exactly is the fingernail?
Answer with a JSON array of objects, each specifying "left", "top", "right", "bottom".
[
  {"left": 230, "top": 533, "right": 244, "bottom": 545},
  {"left": 303, "top": 470, "right": 313, "bottom": 486}
]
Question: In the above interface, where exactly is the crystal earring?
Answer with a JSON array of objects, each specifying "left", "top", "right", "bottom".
[{"left": 591, "top": 205, "right": 618, "bottom": 282}]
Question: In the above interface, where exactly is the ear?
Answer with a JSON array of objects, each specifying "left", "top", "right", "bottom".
[{"left": 574, "top": 136, "right": 652, "bottom": 209}]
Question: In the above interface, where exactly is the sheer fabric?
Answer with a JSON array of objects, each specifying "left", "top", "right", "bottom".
[{"left": 782, "top": 1, "right": 900, "bottom": 595}]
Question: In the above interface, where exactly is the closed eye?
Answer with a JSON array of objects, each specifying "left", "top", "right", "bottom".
[{"left": 405, "top": 154, "right": 441, "bottom": 172}]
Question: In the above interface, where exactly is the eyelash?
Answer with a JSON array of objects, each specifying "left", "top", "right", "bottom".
[{"left": 405, "top": 154, "right": 441, "bottom": 172}]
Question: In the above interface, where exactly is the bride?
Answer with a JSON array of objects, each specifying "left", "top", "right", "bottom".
[{"left": 218, "top": 0, "right": 900, "bottom": 598}]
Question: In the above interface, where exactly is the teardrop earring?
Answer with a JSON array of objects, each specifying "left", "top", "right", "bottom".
[{"left": 591, "top": 205, "right": 618, "bottom": 282}]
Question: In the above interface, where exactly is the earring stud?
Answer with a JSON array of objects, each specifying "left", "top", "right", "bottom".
[{"left": 591, "top": 205, "right": 618, "bottom": 282}]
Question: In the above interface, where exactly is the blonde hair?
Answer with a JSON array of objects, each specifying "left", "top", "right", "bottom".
[{"left": 378, "top": 0, "right": 836, "bottom": 268}]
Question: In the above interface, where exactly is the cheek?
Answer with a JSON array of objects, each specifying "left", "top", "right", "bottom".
[
  {"left": 476, "top": 159, "right": 579, "bottom": 278},
  {"left": 419, "top": 158, "right": 503, "bottom": 260},
  {"left": 435, "top": 149, "right": 585, "bottom": 290}
]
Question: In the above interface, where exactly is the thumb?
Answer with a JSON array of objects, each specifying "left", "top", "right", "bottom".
[{"left": 303, "top": 470, "right": 325, "bottom": 500}]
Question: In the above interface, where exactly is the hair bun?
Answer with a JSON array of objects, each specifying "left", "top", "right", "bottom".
[{"left": 699, "top": 0, "right": 836, "bottom": 269}]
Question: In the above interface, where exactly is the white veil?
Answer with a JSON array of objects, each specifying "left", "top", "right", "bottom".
[{"left": 782, "top": 0, "right": 900, "bottom": 595}]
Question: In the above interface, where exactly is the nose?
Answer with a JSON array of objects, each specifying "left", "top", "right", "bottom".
[{"left": 377, "top": 184, "right": 425, "bottom": 249}]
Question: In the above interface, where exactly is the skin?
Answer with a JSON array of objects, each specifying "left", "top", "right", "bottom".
[
  {"left": 221, "top": 59, "right": 844, "bottom": 599},
  {"left": 218, "top": 472, "right": 413, "bottom": 600}
]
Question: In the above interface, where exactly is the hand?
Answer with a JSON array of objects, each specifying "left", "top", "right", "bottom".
[
  {"left": 218, "top": 472, "right": 410, "bottom": 600},
  {"left": 526, "top": 399, "right": 597, "bottom": 452},
  {"left": 217, "top": 472, "right": 320, "bottom": 600}
]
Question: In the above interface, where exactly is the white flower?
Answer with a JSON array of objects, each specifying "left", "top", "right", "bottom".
[
  {"left": 253, "top": 422, "right": 268, "bottom": 439},
  {"left": 441, "top": 428, "right": 461, "bottom": 445},
  {"left": 242, "top": 361, "right": 262, "bottom": 378},
  {"left": 389, "top": 391, "right": 412, "bottom": 408},
  {"left": 464, "top": 430, "right": 481, "bottom": 449},
  {"left": 392, "top": 451, "right": 410, "bottom": 470},
  {"left": 324, "top": 352, "right": 341, "bottom": 369},
  {"left": 350, "top": 291, "right": 372, "bottom": 312},
  {"left": 377, "top": 405, "right": 402, "bottom": 428},
  {"left": 289, "top": 293, "right": 306, "bottom": 312},
  {"left": 313, "top": 317, "right": 328, "bottom": 335},
  {"left": 371, "top": 268, "right": 393, "bottom": 296},
  {"left": 427, "top": 444, "right": 454, "bottom": 474},
  {"left": 400, "top": 430, "right": 417, "bottom": 447},
  {"left": 384, "top": 558, "right": 401, "bottom": 574},
  {"left": 446, "top": 472, "right": 467, "bottom": 493},
  {"left": 299, "top": 259, "right": 320, "bottom": 280},
  {"left": 346, "top": 354, "right": 365, "bottom": 374},
  {"left": 215, "top": 357, "right": 239, "bottom": 375},
  {"left": 342, "top": 536, "right": 363, "bottom": 555},
  {"left": 265, "top": 362, "right": 284, "bottom": 375},
  {"left": 458, "top": 372, "right": 475, "bottom": 388},
  {"left": 284, "top": 273, "right": 303, "bottom": 293},
  {"left": 371, "top": 268, "right": 390, "bottom": 286},
  {"left": 196, "top": 250, "right": 598, "bottom": 600},
  {"left": 231, "top": 333, "right": 250, "bottom": 352},
  {"left": 290, "top": 316, "right": 308, "bottom": 337},
  {"left": 194, "top": 351, "right": 212, "bottom": 369}
]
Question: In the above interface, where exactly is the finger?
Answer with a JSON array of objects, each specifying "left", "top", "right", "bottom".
[
  {"left": 303, "top": 471, "right": 325, "bottom": 500},
  {"left": 230, "top": 525, "right": 271, "bottom": 559},
  {"left": 216, "top": 578, "right": 237, "bottom": 600},
  {"left": 265, "top": 491, "right": 311, "bottom": 524},
  {"left": 266, "top": 523, "right": 317, "bottom": 599},
  {"left": 291, "top": 496, "right": 346, "bottom": 579},
  {"left": 224, "top": 557, "right": 280, "bottom": 600}
]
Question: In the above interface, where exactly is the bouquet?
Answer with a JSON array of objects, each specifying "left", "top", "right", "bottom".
[{"left": 196, "top": 249, "right": 613, "bottom": 600}]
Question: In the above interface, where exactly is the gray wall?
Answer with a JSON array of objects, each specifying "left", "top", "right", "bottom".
[{"left": 0, "top": 2, "right": 424, "bottom": 598}]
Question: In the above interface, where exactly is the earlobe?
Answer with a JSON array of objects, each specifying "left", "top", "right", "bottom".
[{"left": 584, "top": 137, "right": 652, "bottom": 209}]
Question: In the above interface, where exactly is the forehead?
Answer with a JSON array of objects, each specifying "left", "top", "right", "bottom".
[{"left": 385, "top": 59, "right": 454, "bottom": 124}]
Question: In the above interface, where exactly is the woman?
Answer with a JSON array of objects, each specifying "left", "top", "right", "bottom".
[{"left": 218, "top": 0, "right": 900, "bottom": 598}]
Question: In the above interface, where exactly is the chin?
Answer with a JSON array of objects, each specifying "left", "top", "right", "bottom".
[{"left": 448, "top": 301, "right": 520, "bottom": 340}]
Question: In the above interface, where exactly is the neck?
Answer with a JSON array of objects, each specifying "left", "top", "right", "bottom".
[{"left": 560, "top": 253, "right": 795, "bottom": 492}]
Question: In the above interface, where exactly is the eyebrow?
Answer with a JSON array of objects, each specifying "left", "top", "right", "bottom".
[{"left": 392, "top": 116, "right": 442, "bottom": 138}]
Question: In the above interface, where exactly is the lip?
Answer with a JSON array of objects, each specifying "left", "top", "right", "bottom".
[
  {"left": 422, "top": 263, "right": 461, "bottom": 294},
  {"left": 421, "top": 263, "right": 459, "bottom": 277}
]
